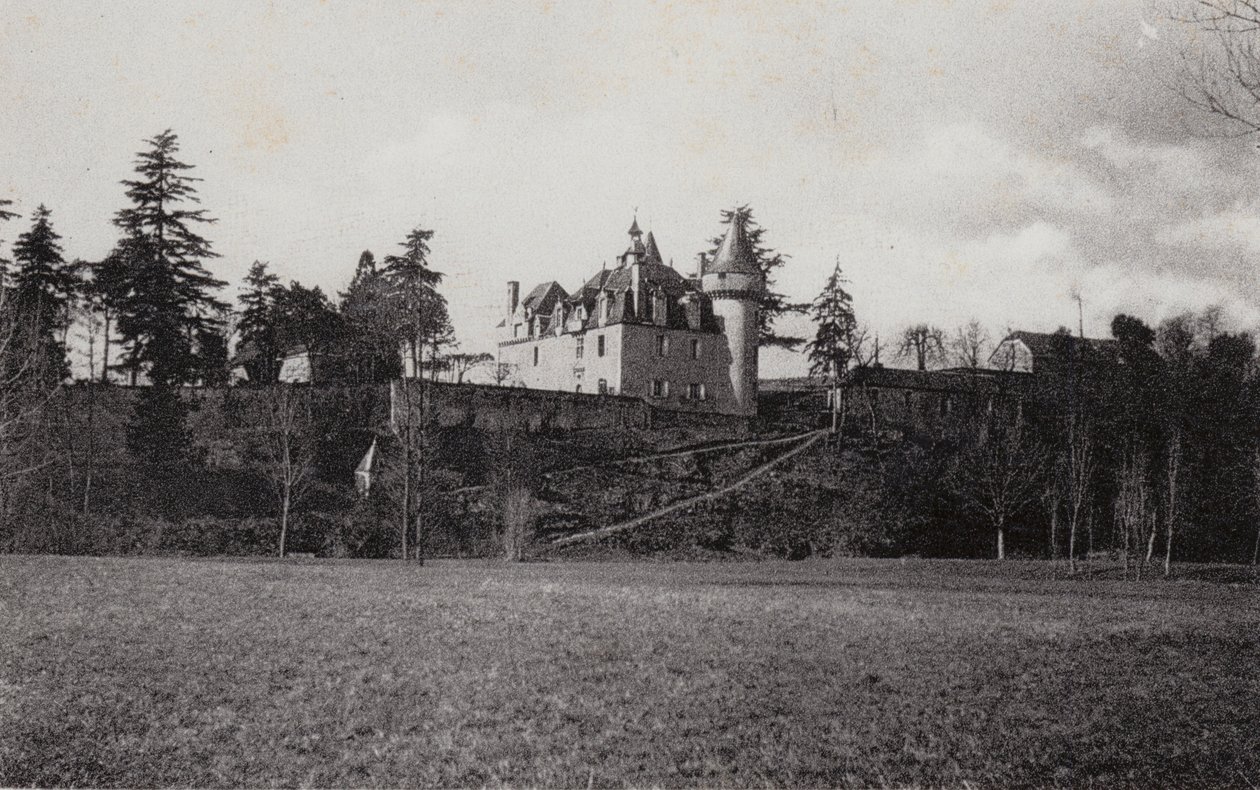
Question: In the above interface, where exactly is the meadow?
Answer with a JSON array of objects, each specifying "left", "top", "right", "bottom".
[{"left": 1, "top": 555, "right": 1257, "bottom": 788}]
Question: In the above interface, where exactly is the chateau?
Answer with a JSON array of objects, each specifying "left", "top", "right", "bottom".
[{"left": 496, "top": 214, "right": 765, "bottom": 416}]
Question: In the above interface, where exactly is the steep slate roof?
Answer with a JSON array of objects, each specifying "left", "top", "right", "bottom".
[
  {"left": 520, "top": 280, "right": 568, "bottom": 316},
  {"left": 601, "top": 259, "right": 689, "bottom": 296},
  {"left": 643, "top": 231, "right": 663, "bottom": 264},
  {"left": 708, "top": 216, "right": 760, "bottom": 275},
  {"left": 511, "top": 218, "right": 720, "bottom": 335}
]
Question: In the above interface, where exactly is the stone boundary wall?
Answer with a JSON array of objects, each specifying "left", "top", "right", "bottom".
[{"left": 398, "top": 380, "right": 750, "bottom": 436}]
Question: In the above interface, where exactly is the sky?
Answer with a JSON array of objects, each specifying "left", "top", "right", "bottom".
[{"left": 4, "top": 0, "right": 1260, "bottom": 376}]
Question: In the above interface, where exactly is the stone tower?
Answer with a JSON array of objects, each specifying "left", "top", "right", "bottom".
[{"left": 701, "top": 212, "right": 764, "bottom": 416}]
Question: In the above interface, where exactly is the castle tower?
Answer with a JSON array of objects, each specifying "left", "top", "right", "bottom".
[{"left": 701, "top": 212, "right": 764, "bottom": 416}]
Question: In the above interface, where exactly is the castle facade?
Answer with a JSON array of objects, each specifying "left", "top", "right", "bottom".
[{"left": 496, "top": 214, "right": 764, "bottom": 416}]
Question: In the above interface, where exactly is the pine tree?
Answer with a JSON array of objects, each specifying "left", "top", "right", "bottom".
[
  {"left": 382, "top": 227, "right": 450, "bottom": 376},
  {"left": 805, "top": 260, "right": 857, "bottom": 379},
  {"left": 237, "top": 261, "right": 282, "bottom": 384},
  {"left": 11, "top": 205, "right": 79, "bottom": 379},
  {"left": 112, "top": 130, "right": 227, "bottom": 386},
  {"left": 12, "top": 205, "right": 78, "bottom": 333},
  {"left": 0, "top": 199, "right": 17, "bottom": 288},
  {"left": 708, "top": 205, "right": 807, "bottom": 349},
  {"left": 806, "top": 260, "right": 858, "bottom": 435}
]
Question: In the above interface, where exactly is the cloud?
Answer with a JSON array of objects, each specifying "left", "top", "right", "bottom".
[{"left": 1157, "top": 208, "right": 1260, "bottom": 253}]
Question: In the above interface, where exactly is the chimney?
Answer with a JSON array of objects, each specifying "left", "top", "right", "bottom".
[{"left": 507, "top": 281, "right": 519, "bottom": 315}]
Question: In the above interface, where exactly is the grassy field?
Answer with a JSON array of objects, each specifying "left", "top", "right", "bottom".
[{"left": 2, "top": 556, "right": 1258, "bottom": 788}]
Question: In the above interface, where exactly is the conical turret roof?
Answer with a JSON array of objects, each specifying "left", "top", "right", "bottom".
[
  {"left": 628, "top": 216, "right": 642, "bottom": 237},
  {"left": 708, "top": 214, "right": 759, "bottom": 275}
]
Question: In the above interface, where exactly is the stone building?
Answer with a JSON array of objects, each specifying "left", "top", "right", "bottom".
[{"left": 496, "top": 214, "right": 765, "bottom": 416}]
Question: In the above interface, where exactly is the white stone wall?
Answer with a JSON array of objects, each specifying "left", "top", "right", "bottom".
[
  {"left": 498, "top": 324, "right": 626, "bottom": 395},
  {"left": 496, "top": 322, "right": 743, "bottom": 413}
]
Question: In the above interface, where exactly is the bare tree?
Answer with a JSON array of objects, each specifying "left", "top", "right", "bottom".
[
  {"left": 1177, "top": 1, "right": 1260, "bottom": 133},
  {"left": 895, "top": 324, "right": 945, "bottom": 371},
  {"left": 0, "top": 294, "right": 57, "bottom": 545},
  {"left": 492, "top": 361, "right": 518, "bottom": 387},
  {"left": 1165, "top": 428, "right": 1185, "bottom": 576},
  {"left": 447, "top": 351, "right": 493, "bottom": 384},
  {"left": 953, "top": 415, "right": 1046, "bottom": 560},
  {"left": 949, "top": 319, "right": 991, "bottom": 369},
  {"left": 1115, "top": 448, "right": 1157, "bottom": 580},
  {"left": 388, "top": 378, "right": 432, "bottom": 563},
  {"left": 843, "top": 323, "right": 883, "bottom": 434},
  {"left": 257, "top": 384, "right": 318, "bottom": 558},
  {"left": 1065, "top": 415, "right": 1095, "bottom": 574}
]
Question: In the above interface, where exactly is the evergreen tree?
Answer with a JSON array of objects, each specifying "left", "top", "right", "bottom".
[
  {"left": 237, "top": 261, "right": 282, "bottom": 384},
  {"left": 194, "top": 323, "right": 231, "bottom": 387},
  {"left": 382, "top": 227, "right": 451, "bottom": 376},
  {"left": 273, "top": 281, "right": 344, "bottom": 381},
  {"left": 0, "top": 199, "right": 17, "bottom": 287},
  {"left": 112, "top": 129, "right": 226, "bottom": 386},
  {"left": 340, "top": 250, "right": 402, "bottom": 383},
  {"left": 11, "top": 205, "right": 79, "bottom": 378},
  {"left": 805, "top": 259, "right": 857, "bottom": 379},
  {"left": 708, "top": 206, "right": 807, "bottom": 349}
]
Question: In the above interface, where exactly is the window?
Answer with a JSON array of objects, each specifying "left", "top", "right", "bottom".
[
  {"left": 575, "top": 385, "right": 582, "bottom": 393},
  {"left": 652, "top": 379, "right": 669, "bottom": 398},
  {"left": 688, "top": 382, "right": 705, "bottom": 401},
  {"left": 598, "top": 378, "right": 608, "bottom": 395},
  {"left": 656, "top": 334, "right": 669, "bottom": 357},
  {"left": 533, "top": 346, "right": 539, "bottom": 366},
  {"left": 513, "top": 323, "right": 521, "bottom": 338},
  {"left": 940, "top": 395, "right": 952, "bottom": 415},
  {"left": 690, "top": 338, "right": 700, "bottom": 359},
  {"left": 904, "top": 392, "right": 912, "bottom": 409},
  {"left": 575, "top": 335, "right": 584, "bottom": 359},
  {"left": 597, "top": 335, "right": 606, "bottom": 357}
]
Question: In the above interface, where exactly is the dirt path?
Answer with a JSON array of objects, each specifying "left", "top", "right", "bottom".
[
  {"left": 448, "top": 428, "right": 820, "bottom": 498},
  {"left": 551, "top": 429, "right": 828, "bottom": 547}
]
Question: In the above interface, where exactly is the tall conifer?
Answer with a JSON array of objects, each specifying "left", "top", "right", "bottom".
[
  {"left": 13, "top": 205, "right": 78, "bottom": 332},
  {"left": 112, "top": 129, "right": 226, "bottom": 385},
  {"left": 237, "top": 261, "right": 283, "bottom": 384},
  {"left": 382, "top": 228, "right": 450, "bottom": 376},
  {"left": 805, "top": 260, "right": 857, "bottom": 379}
]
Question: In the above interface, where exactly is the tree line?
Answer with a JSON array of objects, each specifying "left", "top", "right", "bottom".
[
  {"left": 0, "top": 129, "right": 471, "bottom": 548},
  {"left": 804, "top": 260, "right": 1260, "bottom": 569}
]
